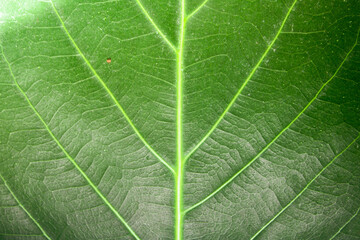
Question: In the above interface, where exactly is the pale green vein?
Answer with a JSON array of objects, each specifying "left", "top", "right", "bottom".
[
  {"left": 184, "top": 31, "right": 359, "bottom": 214},
  {"left": 249, "top": 134, "right": 360, "bottom": 240},
  {"left": 329, "top": 206, "right": 360, "bottom": 240},
  {"left": 175, "top": 0, "right": 186, "bottom": 239},
  {"left": 134, "top": 0, "right": 177, "bottom": 52},
  {"left": 0, "top": 174, "right": 52, "bottom": 240},
  {"left": 1, "top": 46, "right": 141, "bottom": 240},
  {"left": 186, "top": 0, "right": 210, "bottom": 21},
  {"left": 49, "top": 0, "right": 175, "bottom": 175},
  {"left": 184, "top": 0, "right": 298, "bottom": 163}
]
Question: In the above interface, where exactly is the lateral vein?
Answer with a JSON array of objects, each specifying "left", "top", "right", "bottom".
[
  {"left": 134, "top": 0, "right": 177, "bottom": 52},
  {"left": 186, "top": 0, "right": 210, "bottom": 21},
  {"left": 1, "top": 46, "right": 141, "bottom": 240},
  {"left": 49, "top": 0, "right": 175, "bottom": 175},
  {"left": 0, "top": 174, "right": 52, "bottom": 240},
  {"left": 184, "top": 31, "right": 359, "bottom": 214},
  {"left": 184, "top": 0, "right": 298, "bottom": 163},
  {"left": 329, "top": 205, "right": 360, "bottom": 240},
  {"left": 249, "top": 134, "right": 360, "bottom": 240}
]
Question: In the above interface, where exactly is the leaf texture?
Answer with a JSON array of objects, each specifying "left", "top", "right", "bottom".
[{"left": 0, "top": 0, "right": 360, "bottom": 239}]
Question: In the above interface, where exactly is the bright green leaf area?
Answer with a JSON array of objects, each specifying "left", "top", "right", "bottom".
[{"left": 1, "top": 0, "right": 360, "bottom": 239}]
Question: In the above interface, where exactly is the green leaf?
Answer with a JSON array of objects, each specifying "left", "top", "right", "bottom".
[{"left": 1, "top": 0, "right": 359, "bottom": 239}]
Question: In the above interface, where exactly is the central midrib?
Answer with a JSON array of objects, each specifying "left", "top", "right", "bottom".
[{"left": 175, "top": 0, "right": 186, "bottom": 239}]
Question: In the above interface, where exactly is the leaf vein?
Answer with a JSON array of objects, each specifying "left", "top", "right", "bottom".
[
  {"left": 134, "top": 0, "right": 177, "bottom": 52},
  {"left": 329, "top": 205, "right": 360, "bottom": 240},
  {"left": 49, "top": 0, "right": 175, "bottom": 175},
  {"left": 1, "top": 46, "right": 141, "bottom": 240},
  {"left": 186, "top": 0, "right": 210, "bottom": 21},
  {"left": 184, "top": 30, "right": 359, "bottom": 213},
  {"left": 175, "top": 0, "right": 186, "bottom": 239},
  {"left": 184, "top": 0, "right": 298, "bottom": 163},
  {"left": 0, "top": 174, "right": 52, "bottom": 240},
  {"left": 249, "top": 133, "right": 360, "bottom": 240}
]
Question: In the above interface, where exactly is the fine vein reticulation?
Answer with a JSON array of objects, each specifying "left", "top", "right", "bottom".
[
  {"left": 0, "top": 174, "right": 51, "bottom": 240},
  {"left": 249, "top": 134, "right": 360, "bottom": 240},
  {"left": 184, "top": 0, "right": 299, "bottom": 162},
  {"left": 2, "top": 0, "right": 358, "bottom": 239},
  {"left": 135, "top": 0, "right": 177, "bottom": 52},
  {"left": 185, "top": 31, "right": 359, "bottom": 213},
  {"left": 0, "top": 46, "right": 140, "bottom": 240},
  {"left": 329, "top": 205, "right": 360, "bottom": 240},
  {"left": 50, "top": 0, "right": 175, "bottom": 175}
]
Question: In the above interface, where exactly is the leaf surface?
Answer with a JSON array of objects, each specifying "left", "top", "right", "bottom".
[{"left": 0, "top": 0, "right": 360, "bottom": 239}]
